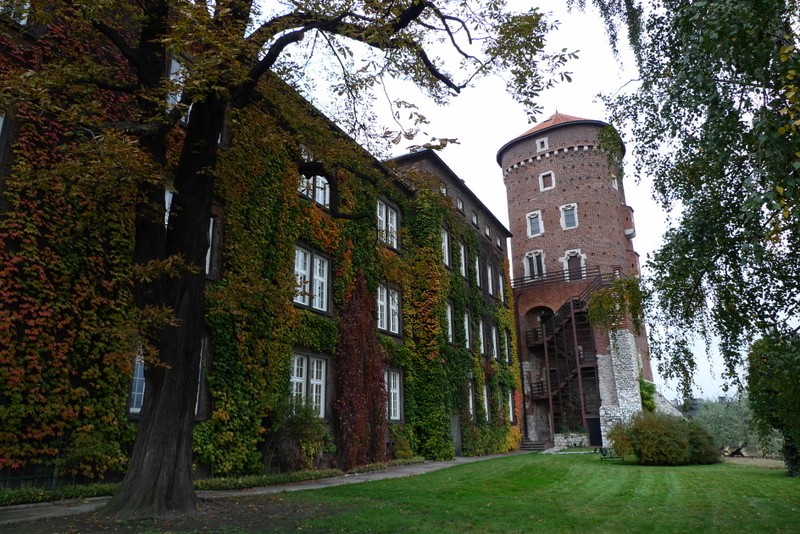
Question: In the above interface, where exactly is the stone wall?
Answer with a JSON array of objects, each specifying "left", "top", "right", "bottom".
[
  {"left": 598, "top": 329, "right": 643, "bottom": 445},
  {"left": 554, "top": 432, "right": 589, "bottom": 448}
]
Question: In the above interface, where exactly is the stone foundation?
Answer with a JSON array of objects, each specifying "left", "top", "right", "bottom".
[
  {"left": 597, "top": 330, "right": 643, "bottom": 446},
  {"left": 554, "top": 432, "right": 589, "bottom": 448}
]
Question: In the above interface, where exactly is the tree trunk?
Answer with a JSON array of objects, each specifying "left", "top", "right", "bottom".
[{"left": 105, "top": 96, "right": 226, "bottom": 520}]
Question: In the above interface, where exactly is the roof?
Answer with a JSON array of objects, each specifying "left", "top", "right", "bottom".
[
  {"left": 387, "top": 150, "right": 512, "bottom": 238},
  {"left": 496, "top": 112, "right": 618, "bottom": 164}
]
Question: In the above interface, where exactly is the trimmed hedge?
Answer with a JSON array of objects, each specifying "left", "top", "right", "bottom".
[{"left": 0, "top": 458, "right": 427, "bottom": 506}]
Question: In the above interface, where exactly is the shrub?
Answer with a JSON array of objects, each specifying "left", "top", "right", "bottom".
[{"left": 610, "top": 412, "right": 721, "bottom": 466}]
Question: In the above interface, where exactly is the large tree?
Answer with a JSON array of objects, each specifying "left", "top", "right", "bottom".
[
  {"left": 581, "top": 0, "right": 799, "bottom": 398},
  {"left": 1, "top": 0, "right": 563, "bottom": 519},
  {"left": 583, "top": 0, "right": 800, "bottom": 474}
]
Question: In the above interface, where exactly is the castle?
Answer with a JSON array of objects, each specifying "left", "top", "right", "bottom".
[
  {"left": 0, "top": 5, "right": 650, "bottom": 484},
  {"left": 498, "top": 112, "right": 653, "bottom": 448}
]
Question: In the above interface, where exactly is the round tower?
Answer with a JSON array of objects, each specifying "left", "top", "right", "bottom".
[{"left": 498, "top": 113, "right": 652, "bottom": 448}]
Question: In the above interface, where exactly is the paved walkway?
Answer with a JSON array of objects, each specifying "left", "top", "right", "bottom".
[{"left": 0, "top": 451, "right": 529, "bottom": 526}]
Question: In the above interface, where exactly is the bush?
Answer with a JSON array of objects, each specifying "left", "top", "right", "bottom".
[{"left": 609, "top": 412, "right": 721, "bottom": 466}]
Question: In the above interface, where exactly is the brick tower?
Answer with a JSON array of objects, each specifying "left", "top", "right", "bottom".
[{"left": 497, "top": 112, "right": 653, "bottom": 448}]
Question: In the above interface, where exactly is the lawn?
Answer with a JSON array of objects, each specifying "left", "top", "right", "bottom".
[
  {"left": 15, "top": 452, "right": 800, "bottom": 533},
  {"left": 278, "top": 453, "right": 799, "bottom": 533}
]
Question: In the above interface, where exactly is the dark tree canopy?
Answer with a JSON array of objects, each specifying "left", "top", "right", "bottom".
[
  {"left": 1, "top": 0, "right": 564, "bottom": 520},
  {"left": 583, "top": 0, "right": 800, "bottom": 397}
]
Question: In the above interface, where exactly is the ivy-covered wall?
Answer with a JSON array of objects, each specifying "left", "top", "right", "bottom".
[{"left": 0, "top": 49, "right": 521, "bottom": 480}]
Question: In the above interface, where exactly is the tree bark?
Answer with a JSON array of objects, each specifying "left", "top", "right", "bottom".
[{"left": 104, "top": 95, "right": 226, "bottom": 520}]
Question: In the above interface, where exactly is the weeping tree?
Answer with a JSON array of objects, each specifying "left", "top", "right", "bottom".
[
  {"left": 577, "top": 0, "right": 799, "bottom": 392},
  {"left": 1, "top": 0, "right": 570, "bottom": 520}
]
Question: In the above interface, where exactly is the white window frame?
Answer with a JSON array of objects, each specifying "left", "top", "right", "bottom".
[
  {"left": 475, "top": 256, "right": 482, "bottom": 287},
  {"left": 468, "top": 372, "right": 476, "bottom": 420},
  {"left": 498, "top": 272, "right": 505, "bottom": 302},
  {"left": 539, "top": 171, "right": 555, "bottom": 191},
  {"left": 2, "top": 1, "right": 29, "bottom": 25},
  {"left": 478, "top": 319, "right": 486, "bottom": 355},
  {"left": 299, "top": 174, "right": 330, "bottom": 208},
  {"left": 293, "top": 246, "right": 329, "bottom": 312},
  {"left": 130, "top": 357, "right": 146, "bottom": 415},
  {"left": 487, "top": 264, "right": 494, "bottom": 295},
  {"left": 446, "top": 301, "right": 454, "bottom": 343},
  {"left": 463, "top": 312, "right": 471, "bottom": 349},
  {"left": 484, "top": 225, "right": 491, "bottom": 238},
  {"left": 377, "top": 199, "right": 399, "bottom": 249},
  {"left": 377, "top": 284, "right": 401, "bottom": 334},
  {"left": 560, "top": 203, "right": 579, "bottom": 230},
  {"left": 536, "top": 137, "right": 549, "bottom": 152},
  {"left": 492, "top": 324, "right": 499, "bottom": 359},
  {"left": 386, "top": 369, "right": 402, "bottom": 421},
  {"left": 456, "top": 197, "right": 464, "bottom": 212},
  {"left": 471, "top": 211, "right": 478, "bottom": 227},
  {"left": 291, "top": 354, "right": 328, "bottom": 418},
  {"left": 508, "top": 389, "right": 515, "bottom": 422},
  {"left": 483, "top": 381, "right": 490, "bottom": 422},
  {"left": 612, "top": 176, "right": 619, "bottom": 190},
  {"left": 524, "top": 250, "right": 545, "bottom": 279},
  {"left": 441, "top": 227, "right": 450, "bottom": 266},
  {"left": 504, "top": 331, "right": 511, "bottom": 363},
  {"left": 527, "top": 210, "right": 543, "bottom": 237},
  {"left": 459, "top": 242, "right": 467, "bottom": 277}
]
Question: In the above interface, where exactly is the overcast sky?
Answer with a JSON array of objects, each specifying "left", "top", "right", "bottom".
[{"left": 374, "top": 4, "right": 732, "bottom": 401}]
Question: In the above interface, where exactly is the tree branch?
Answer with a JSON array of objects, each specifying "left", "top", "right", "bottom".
[{"left": 91, "top": 20, "right": 143, "bottom": 75}]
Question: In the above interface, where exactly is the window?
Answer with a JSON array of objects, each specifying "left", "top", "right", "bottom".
[
  {"left": 508, "top": 390, "right": 515, "bottom": 422},
  {"left": 441, "top": 227, "right": 450, "bottom": 266},
  {"left": 527, "top": 211, "right": 543, "bottom": 237},
  {"left": 1, "top": 1, "right": 28, "bottom": 24},
  {"left": 463, "top": 312, "right": 471, "bottom": 349},
  {"left": 294, "top": 246, "right": 329, "bottom": 311},
  {"left": 612, "top": 176, "right": 619, "bottom": 190},
  {"left": 478, "top": 320, "right": 486, "bottom": 355},
  {"left": 386, "top": 370, "right": 402, "bottom": 421},
  {"left": 167, "top": 57, "right": 186, "bottom": 110},
  {"left": 440, "top": 184, "right": 448, "bottom": 195},
  {"left": 563, "top": 249, "right": 586, "bottom": 281},
  {"left": 525, "top": 250, "right": 545, "bottom": 279},
  {"left": 536, "top": 137, "right": 549, "bottom": 152},
  {"left": 130, "top": 336, "right": 209, "bottom": 418},
  {"left": 130, "top": 358, "right": 146, "bottom": 415},
  {"left": 291, "top": 354, "right": 327, "bottom": 418},
  {"left": 539, "top": 171, "right": 555, "bottom": 191},
  {"left": 483, "top": 381, "right": 490, "bottom": 421},
  {"left": 496, "top": 236, "right": 502, "bottom": 249},
  {"left": 504, "top": 331, "right": 512, "bottom": 363},
  {"left": 484, "top": 225, "right": 491, "bottom": 238},
  {"left": 446, "top": 302, "right": 454, "bottom": 343},
  {"left": 377, "top": 199, "right": 399, "bottom": 249},
  {"left": 468, "top": 372, "right": 476, "bottom": 419},
  {"left": 471, "top": 211, "right": 478, "bottom": 227},
  {"left": 456, "top": 197, "right": 464, "bottom": 212},
  {"left": 299, "top": 174, "right": 330, "bottom": 208},
  {"left": 487, "top": 264, "right": 494, "bottom": 295},
  {"left": 498, "top": 272, "right": 505, "bottom": 302},
  {"left": 377, "top": 284, "right": 401, "bottom": 334},
  {"left": 492, "top": 324, "right": 499, "bottom": 359},
  {"left": 474, "top": 256, "right": 481, "bottom": 287},
  {"left": 459, "top": 242, "right": 467, "bottom": 277},
  {"left": 560, "top": 203, "right": 578, "bottom": 229}
]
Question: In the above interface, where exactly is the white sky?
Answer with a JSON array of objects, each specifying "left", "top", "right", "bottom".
[{"left": 374, "top": 4, "right": 731, "bottom": 401}]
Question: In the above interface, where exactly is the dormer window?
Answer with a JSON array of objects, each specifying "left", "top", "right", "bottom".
[{"left": 299, "top": 174, "right": 330, "bottom": 208}]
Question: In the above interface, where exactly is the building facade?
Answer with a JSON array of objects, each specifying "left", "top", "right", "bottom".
[
  {"left": 498, "top": 113, "right": 653, "bottom": 447},
  {"left": 0, "top": 5, "right": 520, "bottom": 483}
]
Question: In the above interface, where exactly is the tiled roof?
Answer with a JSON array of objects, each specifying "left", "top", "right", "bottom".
[{"left": 517, "top": 112, "right": 590, "bottom": 137}]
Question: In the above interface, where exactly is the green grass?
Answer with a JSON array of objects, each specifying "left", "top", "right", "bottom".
[{"left": 276, "top": 453, "right": 799, "bottom": 533}]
